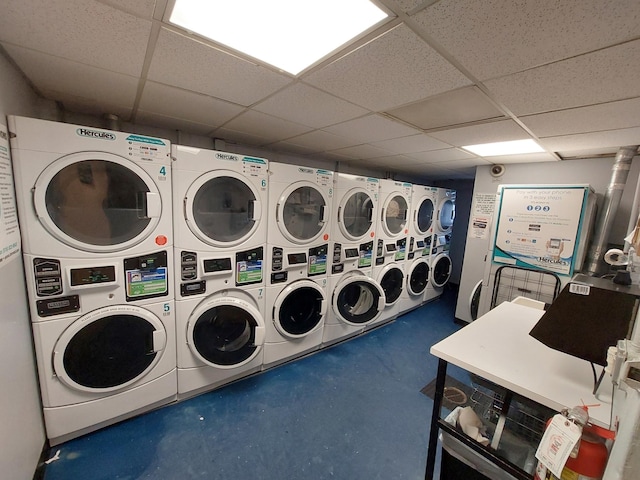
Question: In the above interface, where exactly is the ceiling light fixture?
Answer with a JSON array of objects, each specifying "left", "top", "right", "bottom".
[
  {"left": 169, "top": 0, "right": 390, "bottom": 75},
  {"left": 462, "top": 139, "right": 545, "bottom": 157}
]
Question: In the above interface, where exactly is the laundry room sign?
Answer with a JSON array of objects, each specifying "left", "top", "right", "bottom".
[{"left": 0, "top": 122, "right": 21, "bottom": 269}]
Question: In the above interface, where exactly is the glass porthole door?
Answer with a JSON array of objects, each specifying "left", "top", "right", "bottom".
[
  {"left": 188, "top": 297, "right": 265, "bottom": 369},
  {"left": 407, "top": 259, "right": 429, "bottom": 296},
  {"left": 379, "top": 265, "right": 404, "bottom": 306},
  {"left": 416, "top": 197, "right": 435, "bottom": 235},
  {"left": 52, "top": 305, "right": 167, "bottom": 393},
  {"left": 437, "top": 199, "right": 455, "bottom": 234},
  {"left": 185, "top": 171, "right": 262, "bottom": 247},
  {"left": 337, "top": 189, "right": 374, "bottom": 241},
  {"left": 34, "top": 152, "right": 161, "bottom": 253},
  {"left": 273, "top": 280, "right": 326, "bottom": 338},
  {"left": 381, "top": 193, "right": 409, "bottom": 237},
  {"left": 276, "top": 182, "right": 328, "bottom": 244},
  {"left": 333, "top": 276, "right": 385, "bottom": 326}
]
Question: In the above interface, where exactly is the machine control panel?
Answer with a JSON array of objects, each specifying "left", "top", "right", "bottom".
[
  {"left": 236, "top": 246, "right": 263, "bottom": 286},
  {"left": 271, "top": 247, "right": 283, "bottom": 271},
  {"left": 180, "top": 280, "right": 206, "bottom": 297},
  {"left": 308, "top": 244, "right": 328, "bottom": 276},
  {"left": 180, "top": 251, "right": 198, "bottom": 281},
  {"left": 332, "top": 243, "right": 342, "bottom": 264},
  {"left": 33, "top": 258, "right": 63, "bottom": 297},
  {"left": 69, "top": 265, "right": 116, "bottom": 287},
  {"left": 124, "top": 250, "right": 169, "bottom": 302}
]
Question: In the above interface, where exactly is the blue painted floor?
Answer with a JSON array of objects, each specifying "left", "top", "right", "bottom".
[{"left": 42, "top": 287, "right": 464, "bottom": 480}]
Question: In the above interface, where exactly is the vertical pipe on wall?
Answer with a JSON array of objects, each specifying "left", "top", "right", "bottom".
[{"left": 585, "top": 145, "right": 639, "bottom": 276}]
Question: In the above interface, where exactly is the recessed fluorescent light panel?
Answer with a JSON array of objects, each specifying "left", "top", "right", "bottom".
[
  {"left": 169, "top": 0, "right": 390, "bottom": 75},
  {"left": 462, "top": 139, "right": 545, "bottom": 157}
]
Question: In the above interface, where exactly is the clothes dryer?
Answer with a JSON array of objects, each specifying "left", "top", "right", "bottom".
[
  {"left": 9, "top": 116, "right": 172, "bottom": 257},
  {"left": 425, "top": 188, "right": 456, "bottom": 302},
  {"left": 175, "top": 245, "right": 266, "bottom": 399},
  {"left": 263, "top": 163, "right": 333, "bottom": 368},
  {"left": 171, "top": 146, "right": 268, "bottom": 253},
  {"left": 26, "top": 250, "right": 176, "bottom": 446},
  {"left": 373, "top": 179, "right": 412, "bottom": 323},
  {"left": 399, "top": 184, "right": 437, "bottom": 312}
]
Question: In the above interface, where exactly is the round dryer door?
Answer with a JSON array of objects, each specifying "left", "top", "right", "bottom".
[
  {"left": 188, "top": 296, "right": 265, "bottom": 369},
  {"left": 52, "top": 305, "right": 167, "bottom": 393},
  {"left": 337, "top": 188, "right": 375, "bottom": 241},
  {"left": 415, "top": 197, "right": 435, "bottom": 235},
  {"left": 381, "top": 193, "right": 409, "bottom": 237},
  {"left": 185, "top": 171, "right": 262, "bottom": 247},
  {"left": 379, "top": 264, "right": 404, "bottom": 306},
  {"left": 273, "top": 280, "right": 326, "bottom": 338},
  {"left": 34, "top": 152, "right": 162, "bottom": 253},
  {"left": 407, "top": 258, "right": 429, "bottom": 296},
  {"left": 437, "top": 198, "right": 455, "bottom": 234},
  {"left": 332, "top": 275, "right": 385, "bottom": 326},
  {"left": 276, "top": 182, "right": 328, "bottom": 244},
  {"left": 431, "top": 254, "right": 452, "bottom": 288}
]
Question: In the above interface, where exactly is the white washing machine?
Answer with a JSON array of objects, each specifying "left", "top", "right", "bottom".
[
  {"left": 175, "top": 279, "right": 265, "bottom": 400},
  {"left": 26, "top": 251, "right": 176, "bottom": 446},
  {"left": 263, "top": 162, "right": 333, "bottom": 368},
  {"left": 171, "top": 146, "right": 269, "bottom": 397},
  {"left": 398, "top": 184, "right": 437, "bottom": 312},
  {"left": 324, "top": 247, "right": 386, "bottom": 345},
  {"left": 9, "top": 116, "right": 173, "bottom": 257},
  {"left": 425, "top": 188, "right": 456, "bottom": 301},
  {"left": 371, "top": 179, "right": 412, "bottom": 326}
]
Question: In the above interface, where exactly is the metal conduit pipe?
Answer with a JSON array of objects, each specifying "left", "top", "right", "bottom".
[
  {"left": 103, "top": 113, "right": 121, "bottom": 131},
  {"left": 585, "top": 145, "right": 639, "bottom": 276}
]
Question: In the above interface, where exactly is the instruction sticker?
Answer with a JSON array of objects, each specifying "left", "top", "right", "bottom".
[
  {"left": 236, "top": 260, "right": 263, "bottom": 285},
  {"left": 126, "top": 267, "right": 168, "bottom": 298}
]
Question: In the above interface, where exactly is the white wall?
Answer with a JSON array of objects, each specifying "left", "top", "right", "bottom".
[
  {"left": 0, "top": 50, "right": 48, "bottom": 480},
  {"left": 455, "top": 157, "right": 640, "bottom": 323}
]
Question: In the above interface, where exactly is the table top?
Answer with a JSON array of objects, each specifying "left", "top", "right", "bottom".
[{"left": 430, "top": 301, "right": 612, "bottom": 428}]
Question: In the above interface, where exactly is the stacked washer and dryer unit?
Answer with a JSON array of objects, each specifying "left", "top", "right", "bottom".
[
  {"left": 172, "top": 146, "right": 268, "bottom": 399},
  {"left": 9, "top": 116, "right": 177, "bottom": 446},
  {"left": 324, "top": 173, "right": 386, "bottom": 345},
  {"left": 371, "top": 179, "right": 412, "bottom": 328},
  {"left": 425, "top": 188, "right": 456, "bottom": 302},
  {"left": 399, "top": 184, "right": 438, "bottom": 313},
  {"left": 264, "top": 163, "right": 333, "bottom": 368}
]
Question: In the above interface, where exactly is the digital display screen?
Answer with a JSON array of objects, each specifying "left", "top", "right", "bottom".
[
  {"left": 628, "top": 366, "right": 640, "bottom": 383},
  {"left": 386, "top": 243, "right": 397, "bottom": 252},
  {"left": 203, "top": 258, "right": 232, "bottom": 273},
  {"left": 70, "top": 266, "right": 116, "bottom": 286},
  {"left": 287, "top": 253, "right": 307, "bottom": 264},
  {"left": 344, "top": 248, "right": 359, "bottom": 258},
  {"left": 416, "top": 241, "right": 425, "bottom": 248}
]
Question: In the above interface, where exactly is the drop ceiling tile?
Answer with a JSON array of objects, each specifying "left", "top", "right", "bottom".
[
  {"left": 304, "top": 24, "right": 471, "bottom": 111},
  {"left": 402, "top": 148, "right": 477, "bottom": 163},
  {"left": 538, "top": 127, "right": 640, "bottom": 153},
  {"left": 101, "top": 0, "right": 157, "bottom": 18},
  {"left": 428, "top": 119, "right": 531, "bottom": 146},
  {"left": 328, "top": 144, "right": 391, "bottom": 159},
  {"left": 521, "top": 97, "right": 640, "bottom": 138},
  {"left": 3, "top": 44, "right": 138, "bottom": 106},
  {"left": 0, "top": 0, "right": 151, "bottom": 77},
  {"left": 385, "top": 86, "right": 504, "bottom": 130},
  {"left": 134, "top": 111, "right": 216, "bottom": 136},
  {"left": 280, "top": 130, "right": 358, "bottom": 151},
  {"left": 139, "top": 81, "right": 244, "bottom": 128},
  {"left": 220, "top": 110, "right": 313, "bottom": 145},
  {"left": 254, "top": 83, "right": 369, "bottom": 128},
  {"left": 323, "top": 114, "right": 421, "bottom": 144},
  {"left": 385, "top": 0, "right": 429, "bottom": 14},
  {"left": 364, "top": 154, "right": 414, "bottom": 167},
  {"left": 484, "top": 41, "right": 640, "bottom": 116},
  {"left": 482, "top": 152, "right": 559, "bottom": 164},
  {"left": 212, "top": 127, "right": 271, "bottom": 147},
  {"left": 148, "top": 28, "right": 292, "bottom": 106},
  {"left": 414, "top": 0, "right": 640, "bottom": 80},
  {"left": 371, "top": 133, "right": 451, "bottom": 154}
]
